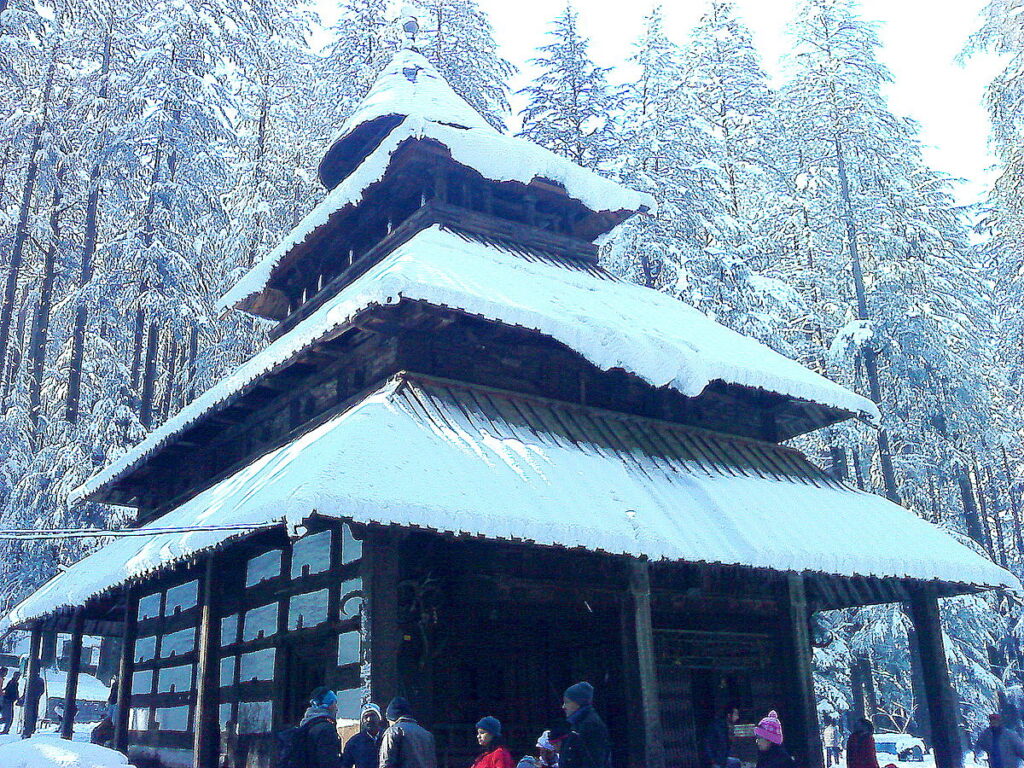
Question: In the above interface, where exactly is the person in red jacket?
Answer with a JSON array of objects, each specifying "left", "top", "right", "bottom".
[
  {"left": 846, "top": 717, "right": 881, "bottom": 768},
  {"left": 472, "top": 716, "right": 515, "bottom": 768}
]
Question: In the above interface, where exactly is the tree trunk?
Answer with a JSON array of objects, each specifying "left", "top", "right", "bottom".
[
  {"left": 985, "top": 465, "right": 1009, "bottom": 567},
  {"left": 65, "top": 26, "right": 112, "bottom": 424},
  {"left": 0, "top": 49, "right": 57, "bottom": 394},
  {"left": 159, "top": 336, "right": 177, "bottom": 422},
  {"left": 185, "top": 322, "right": 199, "bottom": 404},
  {"left": 927, "top": 471, "right": 940, "bottom": 524},
  {"left": 139, "top": 322, "right": 159, "bottom": 427},
  {"left": 28, "top": 164, "right": 65, "bottom": 441},
  {"left": 1002, "top": 447, "right": 1023, "bottom": 551},
  {"left": 973, "top": 462, "right": 996, "bottom": 557},
  {"left": 828, "top": 442, "right": 849, "bottom": 482},
  {"left": 957, "top": 467, "right": 987, "bottom": 548},
  {"left": 834, "top": 134, "right": 900, "bottom": 503}
]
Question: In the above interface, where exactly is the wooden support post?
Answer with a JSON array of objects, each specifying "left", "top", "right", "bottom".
[
  {"left": 907, "top": 587, "right": 963, "bottom": 768},
  {"left": 60, "top": 609, "right": 86, "bottom": 739},
  {"left": 114, "top": 587, "right": 138, "bottom": 753},
  {"left": 624, "top": 559, "right": 666, "bottom": 768},
  {"left": 363, "top": 528, "right": 402, "bottom": 705},
  {"left": 21, "top": 624, "right": 43, "bottom": 738},
  {"left": 193, "top": 555, "right": 221, "bottom": 768},
  {"left": 780, "top": 574, "right": 824, "bottom": 768}
]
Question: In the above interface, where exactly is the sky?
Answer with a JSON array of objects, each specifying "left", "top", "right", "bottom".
[{"left": 318, "top": 0, "right": 1006, "bottom": 204}]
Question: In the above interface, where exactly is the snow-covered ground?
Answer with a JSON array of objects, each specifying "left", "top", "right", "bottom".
[{"left": 0, "top": 734, "right": 132, "bottom": 767}]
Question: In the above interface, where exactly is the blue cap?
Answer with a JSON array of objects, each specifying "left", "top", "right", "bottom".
[
  {"left": 564, "top": 681, "right": 594, "bottom": 706},
  {"left": 477, "top": 716, "right": 502, "bottom": 736}
]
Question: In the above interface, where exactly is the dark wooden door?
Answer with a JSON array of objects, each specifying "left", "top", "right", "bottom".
[{"left": 281, "top": 637, "right": 333, "bottom": 727}]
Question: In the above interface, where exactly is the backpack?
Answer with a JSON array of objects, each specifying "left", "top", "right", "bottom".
[{"left": 277, "top": 717, "right": 324, "bottom": 768}]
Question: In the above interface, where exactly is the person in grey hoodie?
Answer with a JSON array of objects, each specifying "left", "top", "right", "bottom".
[{"left": 379, "top": 696, "right": 437, "bottom": 768}]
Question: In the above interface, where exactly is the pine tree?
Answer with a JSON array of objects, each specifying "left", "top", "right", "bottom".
[
  {"left": 410, "top": 0, "right": 515, "bottom": 130},
  {"left": 519, "top": 3, "right": 619, "bottom": 169}
]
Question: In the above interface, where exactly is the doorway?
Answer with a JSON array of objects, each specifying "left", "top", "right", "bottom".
[{"left": 281, "top": 637, "right": 334, "bottom": 727}]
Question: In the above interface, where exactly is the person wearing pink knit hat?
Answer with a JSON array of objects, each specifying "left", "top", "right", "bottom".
[{"left": 754, "top": 711, "right": 795, "bottom": 768}]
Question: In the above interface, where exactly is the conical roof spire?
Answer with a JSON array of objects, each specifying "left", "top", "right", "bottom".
[{"left": 319, "top": 48, "right": 496, "bottom": 189}]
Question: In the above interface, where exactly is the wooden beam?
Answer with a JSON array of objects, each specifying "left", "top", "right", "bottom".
[
  {"left": 21, "top": 625, "right": 43, "bottom": 738},
  {"left": 114, "top": 587, "right": 138, "bottom": 752},
  {"left": 907, "top": 587, "right": 963, "bottom": 768},
  {"left": 193, "top": 555, "right": 221, "bottom": 768},
  {"left": 624, "top": 559, "right": 666, "bottom": 768},
  {"left": 363, "top": 528, "right": 403, "bottom": 704},
  {"left": 60, "top": 609, "right": 86, "bottom": 739},
  {"left": 779, "top": 573, "right": 824, "bottom": 768}
]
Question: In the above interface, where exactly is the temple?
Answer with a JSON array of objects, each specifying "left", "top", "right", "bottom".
[{"left": 0, "top": 49, "right": 1015, "bottom": 768}]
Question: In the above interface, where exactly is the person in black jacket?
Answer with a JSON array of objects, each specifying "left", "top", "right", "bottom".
[
  {"left": 705, "top": 702, "right": 742, "bottom": 768},
  {"left": 1, "top": 671, "right": 19, "bottom": 734},
  {"left": 300, "top": 686, "right": 344, "bottom": 768},
  {"left": 559, "top": 682, "right": 610, "bottom": 768},
  {"left": 342, "top": 703, "right": 383, "bottom": 768}
]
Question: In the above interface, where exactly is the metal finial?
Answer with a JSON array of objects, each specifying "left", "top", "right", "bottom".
[{"left": 402, "top": 16, "right": 419, "bottom": 48}]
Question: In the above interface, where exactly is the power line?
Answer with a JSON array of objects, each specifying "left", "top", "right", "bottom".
[{"left": 0, "top": 522, "right": 273, "bottom": 541}]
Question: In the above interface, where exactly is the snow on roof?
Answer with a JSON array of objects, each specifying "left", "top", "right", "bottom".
[
  {"left": 79, "top": 226, "right": 878, "bottom": 503},
  {"left": 220, "top": 116, "right": 656, "bottom": 311},
  {"left": 331, "top": 49, "right": 495, "bottom": 142},
  {"left": 6, "top": 376, "right": 1014, "bottom": 630}
]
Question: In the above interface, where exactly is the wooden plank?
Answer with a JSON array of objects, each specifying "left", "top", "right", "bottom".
[
  {"left": 114, "top": 587, "right": 138, "bottom": 752},
  {"left": 363, "top": 528, "right": 402, "bottom": 705},
  {"left": 60, "top": 609, "right": 86, "bottom": 739},
  {"left": 907, "top": 587, "right": 964, "bottom": 768},
  {"left": 192, "top": 555, "right": 221, "bottom": 768},
  {"left": 779, "top": 573, "right": 824, "bottom": 768},
  {"left": 21, "top": 625, "right": 43, "bottom": 737},
  {"left": 625, "top": 559, "right": 666, "bottom": 768}
]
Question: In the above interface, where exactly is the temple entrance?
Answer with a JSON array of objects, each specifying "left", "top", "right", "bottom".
[
  {"left": 655, "top": 630, "right": 778, "bottom": 768},
  {"left": 395, "top": 535, "right": 631, "bottom": 768},
  {"left": 281, "top": 636, "right": 335, "bottom": 727}
]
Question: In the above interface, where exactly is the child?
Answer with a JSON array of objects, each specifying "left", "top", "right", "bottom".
[{"left": 754, "top": 711, "right": 795, "bottom": 768}]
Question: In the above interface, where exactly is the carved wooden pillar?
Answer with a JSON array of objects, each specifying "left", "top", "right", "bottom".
[
  {"left": 363, "top": 528, "right": 402, "bottom": 705},
  {"left": 193, "top": 555, "right": 221, "bottom": 768},
  {"left": 907, "top": 587, "right": 963, "bottom": 768},
  {"left": 60, "top": 609, "right": 86, "bottom": 739},
  {"left": 621, "top": 559, "right": 666, "bottom": 768},
  {"left": 21, "top": 624, "right": 43, "bottom": 738},
  {"left": 779, "top": 574, "right": 824, "bottom": 768},
  {"left": 114, "top": 587, "right": 138, "bottom": 752}
]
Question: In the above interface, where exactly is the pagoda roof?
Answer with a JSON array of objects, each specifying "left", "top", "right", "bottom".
[
  {"left": 327, "top": 49, "right": 496, "bottom": 159},
  {"left": 77, "top": 225, "right": 879, "bottom": 504},
  {"left": 220, "top": 50, "right": 654, "bottom": 313},
  {"left": 5, "top": 374, "right": 1014, "bottom": 633}
]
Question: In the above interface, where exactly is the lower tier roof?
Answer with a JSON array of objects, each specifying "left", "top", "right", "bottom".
[
  {"left": 74, "top": 224, "right": 879, "bottom": 504},
  {"left": 4, "top": 375, "right": 1014, "bottom": 632}
]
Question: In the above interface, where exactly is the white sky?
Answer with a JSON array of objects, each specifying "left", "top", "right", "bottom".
[{"left": 317, "top": 0, "right": 1006, "bottom": 204}]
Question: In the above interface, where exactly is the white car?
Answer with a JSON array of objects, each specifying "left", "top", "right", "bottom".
[{"left": 875, "top": 733, "right": 927, "bottom": 763}]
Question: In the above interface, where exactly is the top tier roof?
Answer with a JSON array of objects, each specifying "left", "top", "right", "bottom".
[
  {"left": 322, "top": 48, "right": 496, "bottom": 175},
  {"left": 219, "top": 49, "right": 654, "bottom": 314}
]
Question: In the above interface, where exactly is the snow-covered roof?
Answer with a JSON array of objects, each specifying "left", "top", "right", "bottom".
[
  {"left": 223, "top": 49, "right": 654, "bottom": 312},
  {"left": 5, "top": 375, "right": 1014, "bottom": 631},
  {"left": 221, "top": 117, "right": 656, "bottom": 311},
  {"left": 78, "top": 226, "right": 878, "bottom": 503},
  {"left": 332, "top": 49, "right": 495, "bottom": 142}
]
